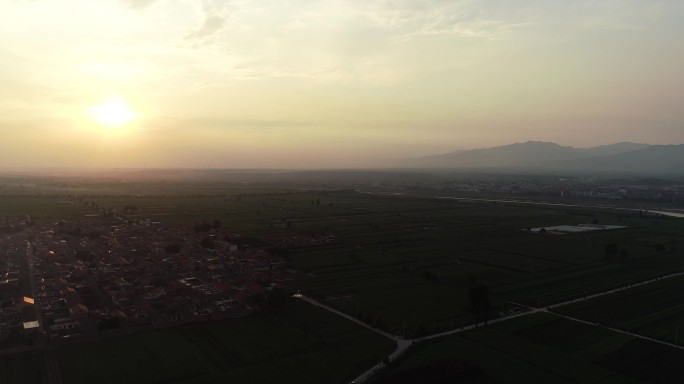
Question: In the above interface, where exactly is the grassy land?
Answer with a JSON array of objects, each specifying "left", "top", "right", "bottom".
[
  {"left": 0, "top": 351, "right": 46, "bottom": 384},
  {"left": 0, "top": 197, "right": 100, "bottom": 221},
  {"left": 4, "top": 190, "right": 684, "bottom": 334},
  {"left": 266, "top": 192, "right": 684, "bottom": 333},
  {"left": 374, "top": 313, "right": 684, "bottom": 384},
  {"left": 3, "top": 187, "right": 684, "bottom": 382},
  {"left": 54, "top": 300, "right": 395, "bottom": 384},
  {"left": 556, "top": 274, "right": 684, "bottom": 344}
]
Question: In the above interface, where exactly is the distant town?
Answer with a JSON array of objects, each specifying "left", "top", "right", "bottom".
[
  {"left": 1, "top": 171, "right": 684, "bottom": 384},
  {"left": 0, "top": 199, "right": 307, "bottom": 347},
  {"left": 424, "top": 177, "right": 683, "bottom": 202}
]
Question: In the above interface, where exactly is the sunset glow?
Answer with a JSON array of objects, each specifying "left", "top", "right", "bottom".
[
  {"left": 0, "top": 0, "right": 682, "bottom": 168},
  {"left": 89, "top": 100, "right": 138, "bottom": 127}
]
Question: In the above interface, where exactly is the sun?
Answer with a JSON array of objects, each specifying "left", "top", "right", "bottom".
[{"left": 89, "top": 99, "right": 138, "bottom": 127}]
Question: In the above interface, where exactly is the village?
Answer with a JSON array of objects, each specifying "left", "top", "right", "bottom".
[
  {"left": 0, "top": 214, "right": 295, "bottom": 347},
  {"left": 413, "top": 177, "right": 684, "bottom": 202}
]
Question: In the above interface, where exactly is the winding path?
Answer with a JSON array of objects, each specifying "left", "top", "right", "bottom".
[{"left": 295, "top": 266, "right": 684, "bottom": 383}]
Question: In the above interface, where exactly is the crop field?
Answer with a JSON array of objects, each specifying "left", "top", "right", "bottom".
[
  {"left": 494, "top": 253, "right": 684, "bottom": 306},
  {"left": 0, "top": 197, "right": 100, "bottom": 221},
  {"left": 3, "top": 189, "right": 683, "bottom": 335},
  {"left": 253, "top": 192, "right": 684, "bottom": 332},
  {"left": 556, "top": 275, "right": 684, "bottom": 344},
  {"left": 0, "top": 352, "right": 46, "bottom": 384},
  {"left": 2, "top": 180, "right": 684, "bottom": 383},
  {"left": 375, "top": 313, "right": 684, "bottom": 384},
  {"left": 54, "top": 300, "right": 395, "bottom": 384}
]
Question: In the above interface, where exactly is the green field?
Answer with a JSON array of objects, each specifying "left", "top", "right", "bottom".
[
  {"left": 53, "top": 300, "right": 394, "bottom": 384},
  {"left": 3, "top": 185, "right": 684, "bottom": 383},
  {"left": 0, "top": 352, "right": 46, "bottom": 384},
  {"left": 228, "top": 192, "right": 684, "bottom": 333},
  {"left": 375, "top": 313, "right": 684, "bottom": 384},
  {"left": 0, "top": 197, "right": 100, "bottom": 221},
  {"left": 4, "top": 189, "right": 683, "bottom": 335},
  {"left": 556, "top": 275, "right": 684, "bottom": 344}
]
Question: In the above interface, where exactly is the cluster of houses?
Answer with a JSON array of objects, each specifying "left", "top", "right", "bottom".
[
  {"left": 420, "top": 179, "right": 684, "bottom": 202},
  {"left": 563, "top": 185, "right": 682, "bottom": 201},
  {"left": 0, "top": 238, "right": 24, "bottom": 343},
  {"left": 0, "top": 218, "right": 294, "bottom": 344}
]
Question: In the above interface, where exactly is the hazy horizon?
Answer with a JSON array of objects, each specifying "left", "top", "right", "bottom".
[{"left": 2, "top": 1, "right": 684, "bottom": 168}]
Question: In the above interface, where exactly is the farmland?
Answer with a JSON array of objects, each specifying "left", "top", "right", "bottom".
[
  {"left": 556, "top": 275, "right": 684, "bottom": 344},
  {"left": 374, "top": 313, "right": 684, "bottom": 384},
  {"left": 0, "top": 197, "right": 100, "bottom": 220},
  {"left": 0, "top": 301, "right": 393, "bottom": 383},
  {"left": 0, "top": 352, "right": 46, "bottom": 384},
  {"left": 123, "top": 190, "right": 683, "bottom": 334},
  {"left": 53, "top": 300, "right": 394, "bottom": 384},
  {"left": 3, "top": 186, "right": 684, "bottom": 335},
  {"left": 2, "top": 175, "right": 684, "bottom": 383}
]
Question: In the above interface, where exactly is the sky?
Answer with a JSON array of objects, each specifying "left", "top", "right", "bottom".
[{"left": 1, "top": 0, "right": 683, "bottom": 168}]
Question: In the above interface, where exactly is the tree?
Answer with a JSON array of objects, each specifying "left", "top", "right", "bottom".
[
  {"left": 670, "top": 239, "right": 679, "bottom": 252},
  {"left": 421, "top": 270, "right": 439, "bottom": 281},
  {"left": 266, "top": 287, "right": 290, "bottom": 308},
  {"left": 165, "top": 244, "right": 182, "bottom": 254},
  {"left": 75, "top": 250, "right": 94, "bottom": 263},
  {"left": 212, "top": 219, "right": 222, "bottom": 229},
  {"left": 97, "top": 317, "right": 121, "bottom": 331},
  {"left": 604, "top": 243, "right": 619, "bottom": 260},
  {"left": 468, "top": 285, "right": 490, "bottom": 313},
  {"left": 193, "top": 222, "right": 212, "bottom": 233},
  {"left": 122, "top": 205, "right": 138, "bottom": 214},
  {"left": 200, "top": 238, "right": 215, "bottom": 249}
]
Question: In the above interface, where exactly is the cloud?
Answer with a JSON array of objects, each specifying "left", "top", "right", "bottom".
[
  {"left": 185, "top": 1, "right": 231, "bottom": 43},
  {"left": 186, "top": 14, "right": 226, "bottom": 40},
  {"left": 121, "top": 0, "right": 158, "bottom": 10},
  {"left": 149, "top": 115, "right": 312, "bottom": 132},
  {"left": 351, "top": 1, "right": 532, "bottom": 41},
  {"left": 229, "top": 61, "right": 347, "bottom": 81}
]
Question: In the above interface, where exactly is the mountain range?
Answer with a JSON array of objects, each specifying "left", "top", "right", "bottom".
[{"left": 407, "top": 141, "right": 684, "bottom": 174}]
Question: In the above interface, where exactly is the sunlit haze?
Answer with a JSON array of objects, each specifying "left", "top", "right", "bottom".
[
  {"left": 89, "top": 99, "right": 139, "bottom": 128},
  {"left": 1, "top": 0, "right": 683, "bottom": 168}
]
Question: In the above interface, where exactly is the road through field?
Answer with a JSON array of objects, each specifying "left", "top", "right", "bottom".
[
  {"left": 436, "top": 196, "right": 684, "bottom": 218},
  {"left": 296, "top": 265, "right": 684, "bottom": 384}
]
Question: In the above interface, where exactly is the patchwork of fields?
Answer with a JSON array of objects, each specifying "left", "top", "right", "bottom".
[
  {"left": 4, "top": 190, "right": 683, "bottom": 334},
  {"left": 169, "top": 191, "right": 683, "bottom": 335},
  {"left": 2, "top": 187, "right": 684, "bottom": 383},
  {"left": 1, "top": 301, "right": 394, "bottom": 384},
  {"left": 557, "top": 275, "right": 684, "bottom": 344},
  {"left": 375, "top": 313, "right": 684, "bottom": 384}
]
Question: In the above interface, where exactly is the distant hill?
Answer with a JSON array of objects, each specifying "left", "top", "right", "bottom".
[
  {"left": 411, "top": 141, "right": 580, "bottom": 169},
  {"left": 406, "top": 141, "right": 684, "bottom": 175},
  {"left": 562, "top": 145, "right": 684, "bottom": 174},
  {"left": 580, "top": 142, "right": 651, "bottom": 157}
]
